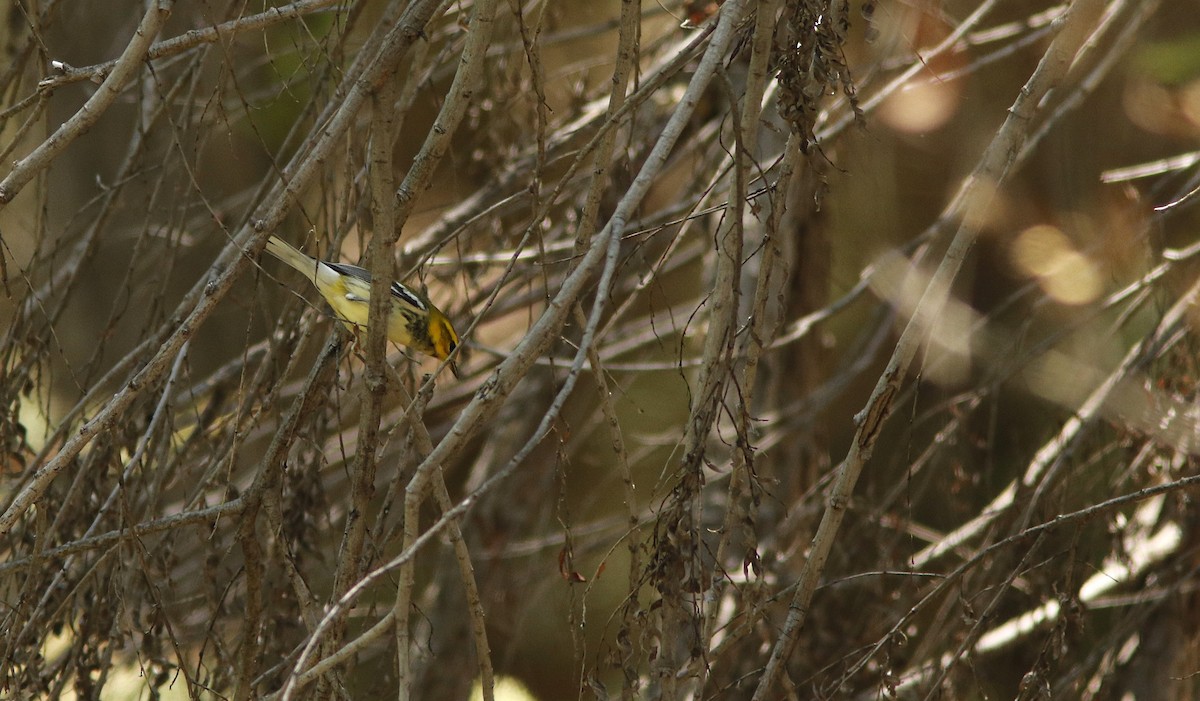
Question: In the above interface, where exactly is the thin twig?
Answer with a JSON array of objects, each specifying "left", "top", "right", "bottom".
[
  {"left": 0, "top": 0, "right": 175, "bottom": 205},
  {"left": 751, "top": 0, "right": 1112, "bottom": 696}
]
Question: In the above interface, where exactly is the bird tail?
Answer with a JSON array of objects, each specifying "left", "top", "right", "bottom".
[{"left": 263, "top": 236, "right": 320, "bottom": 282}]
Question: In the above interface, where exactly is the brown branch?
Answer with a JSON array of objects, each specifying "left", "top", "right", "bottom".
[
  {"left": 0, "top": 0, "right": 175, "bottom": 206},
  {"left": 33, "top": 0, "right": 345, "bottom": 92},
  {"left": 0, "top": 0, "right": 446, "bottom": 538},
  {"left": 751, "top": 0, "right": 1114, "bottom": 696}
]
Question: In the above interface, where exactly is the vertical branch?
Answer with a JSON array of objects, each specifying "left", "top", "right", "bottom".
[
  {"left": 751, "top": 0, "right": 1111, "bottom": 697},
  {"left": 313, "top": 74, "right": 403, "bottom": 691},
  {"left": 233, "top": 516, "right": 266, "bottom": 701},
  {"left": 393, "top": 376, "right": 496, "bottom": 701},
  {"left": 358, "top": 0, "right": 497, "bottom": 697},
  {"left": 699, "top": 0, "right": 785, "bottom": 676},
  {"left": 235, "top": 337, "right": 344, "bottom": 699},
  {"left": 650, "top": 101, "right": 742, "bottom": 700}
]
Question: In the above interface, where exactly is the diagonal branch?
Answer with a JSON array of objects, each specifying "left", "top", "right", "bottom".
[
  {"left": 0, "top": 0, "right": 174, "bottom": 206},
  {"left": 751, "top": 0, "right": 1113, "bottom": 696}
]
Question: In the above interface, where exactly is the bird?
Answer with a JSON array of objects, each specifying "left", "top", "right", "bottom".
[{"left": 262, "top": 235, "right": 460, "bottom": 377}]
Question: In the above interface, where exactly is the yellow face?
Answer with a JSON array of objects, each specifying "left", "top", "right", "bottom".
[
  {"left": 382, "top": 298, "right": 460, "bottom": 375},
  {"left": 425, "top": 307, "right": 461, "bottom": 377}
]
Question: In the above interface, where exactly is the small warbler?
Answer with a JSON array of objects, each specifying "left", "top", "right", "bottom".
[{"left": 263, "top": 235, "right": 460, "bottom": 377}]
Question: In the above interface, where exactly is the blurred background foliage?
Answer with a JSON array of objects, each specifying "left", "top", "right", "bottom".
[{"left": 3, "top": 0, "right": 1200, "bottom": 699}]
